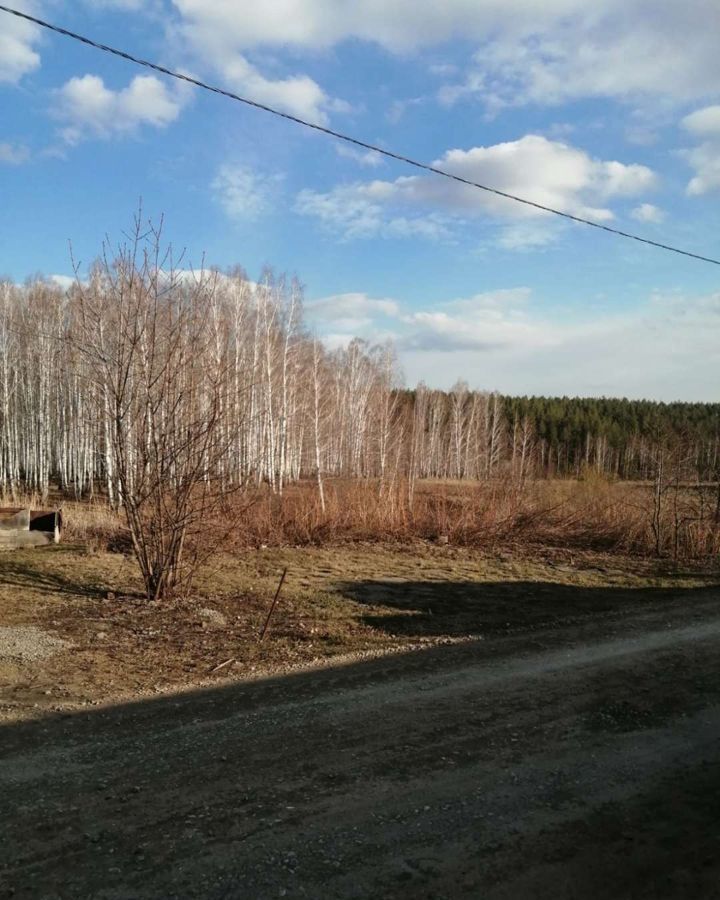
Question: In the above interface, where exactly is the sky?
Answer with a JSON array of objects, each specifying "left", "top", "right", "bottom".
[{"left": 1, "top": 0, "right": 719, "bottom": 400}]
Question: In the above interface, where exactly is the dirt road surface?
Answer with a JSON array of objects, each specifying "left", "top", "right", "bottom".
[{"left": 2, "top": 585, "right": 720, "bottom": 899}]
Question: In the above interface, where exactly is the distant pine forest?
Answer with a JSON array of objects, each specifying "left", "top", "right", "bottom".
[{"left": 500, "top": 395, "right": 720, "bottom": 479}]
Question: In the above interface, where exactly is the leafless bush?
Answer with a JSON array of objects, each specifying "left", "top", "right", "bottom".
[
  {"left": 75, "top": 217, "right": 245, "bottom": 600},
  {"left": 57, "top": 472, "right": 720, "bottom": 565}
]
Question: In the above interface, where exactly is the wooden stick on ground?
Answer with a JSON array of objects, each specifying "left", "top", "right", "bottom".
[
  {"left": 210, "top": 657, "right": 236, "bottom": 674},
  {"left": 259, "top": 567, "right": 288, "bottom": 642}
]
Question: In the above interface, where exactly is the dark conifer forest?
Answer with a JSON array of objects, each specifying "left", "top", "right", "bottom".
[{"left": 502, "top": 395, "right": 720, "bottom": 479}]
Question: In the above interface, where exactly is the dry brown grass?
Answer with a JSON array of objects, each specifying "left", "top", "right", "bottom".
[
  {"left": 221, "top": 477, "right": 720, "bottom": 562},
  {"left": 2, "top": 539, "right": 716, "bottom": 721},
  {"left": 53, "top": 475, "right": 720, "bottom": 563},
  {"left": 60, "top": 502, "right": 129, "bottom": 552}
]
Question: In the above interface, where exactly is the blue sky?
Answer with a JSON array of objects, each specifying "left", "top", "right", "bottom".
[{"left": 1, "top": 0, "right": 719, "bottom": 399}]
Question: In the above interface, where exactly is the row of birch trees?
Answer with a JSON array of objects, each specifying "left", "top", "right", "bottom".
[
  {"left": 1, "top": 235, "right": 718, "bottom": 508},
  {"left": 0, "top": 266, "right": 517, "bottom": 508}
]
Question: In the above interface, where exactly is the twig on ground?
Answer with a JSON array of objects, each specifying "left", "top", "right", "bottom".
[
  {"left": 210, "top": 657, "right": 236, "bottom": 674},
  {"left": 259, "top": 568, "right": 288, "bottom": 642}
]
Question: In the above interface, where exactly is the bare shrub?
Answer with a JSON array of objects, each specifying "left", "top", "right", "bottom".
[
  {"left": 215, "top": 476, "right": 720, "bottom": 563},
  {"left": 75, "top": 218, "right": 243, "bottom": 600}
]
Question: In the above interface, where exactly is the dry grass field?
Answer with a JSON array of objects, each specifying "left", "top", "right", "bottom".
[
  {"left": 1, "top": 535, "right": 716, "bottom": 722},
  {"left": 0, "top": 475, "right": 717, "bottom": 721},
  {"left": 56, "top": 475, "right": 720, "bottom": 558}
]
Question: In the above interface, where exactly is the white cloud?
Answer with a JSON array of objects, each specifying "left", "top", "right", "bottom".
[
  {"left": 307, "top": 293, "right": 400, "bottom": 333},
  {"left": 0, "top": 142, "right": 29, "bottom": 164},
  {"left": 308, "top": 287, "right": 720, "bottom": 400},
  {"left": 54, "top": 74, "right": 184, "bottom": 143},
  {"left": 437, "top": 3, "right": 720, "bottom": 109},
  {"left": 681, "top": 105, "right": 720, "bottom": 196},
  {"left": 429, "top": 139, "right": 656, "bottom": 218},
  {"left": 403, "top": 292, "right": 720, "bottom": 400},
  {"left": 496, "top": 222, "right": 561, "bottom": 250},
  {"left": 385, "top": 97, "right": 425, "bottom": 125},
  {"left": 167, "top": 1, "right": 649, "bottom": 59},
  {"left": 88, "top": 1, "right": 155, "bottom": 8},
  {"left": 398, "top": 289, "right": 548, "bottom": 353},
  {"left": 0, "top": 0, "right": 41, "bottom": 83},
  {"left": 295, "top": 185, "right": 452, "bottom": 241},
  {"left": 682, "top": 105, "right": 720, "bottom": 137},
  {"left": 684, "top": 144, "right": 720, "bottom": 196},
  {"left": 170, "top": 0, "right": 523, "bottom": 53},
  {"left": 428, "top": 63, "right": 459, "bottom": 77},
  {"left": 445, "top": 287, "right": 533, "bottom": 309},
  {"left": 212, "top": 164, "right": 283, "bottom": 220},
  {"left": 631, "top": 203, "right": 665, "bottom": 224},
  {"left": 308, "top": 287, "right": 542, "bottom": 352},
  {"left": 49, "top": 274, "right": 75, "bottom": 290},
  {"left": 335, "top": 144, "right": 383, "bottom": 168},
  {"left": 171, "top": 1, "right": 720, "bottom": 109},
  {"left": 169, "top": 2, "right": 349, "bottom": 125},
  {"left": 297, "top": 136, "right": 656, "bottom": 241},
  {"left": 172, "top": 0, "right": 720, "bottom": 125},
  {"left": 219, "top": 54, "right": 336, "bottom": 125},
  {"left": 306, "top": 292, "right": 403, "bottom": 350},
  {"left": 624, "top": 126, "right": 660, "bottom": 147}
]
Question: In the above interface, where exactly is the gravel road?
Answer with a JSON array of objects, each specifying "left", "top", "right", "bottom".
[{"left": 1, "top": 586, "right": 719, "bottom": 899}]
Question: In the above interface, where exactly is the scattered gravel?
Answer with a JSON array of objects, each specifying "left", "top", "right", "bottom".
[
  {"left": 0, "top": 626, "right": 68, "bottom": 661},
  {"left": 198, "top": 608, "right": 227, "bottom": 629}
]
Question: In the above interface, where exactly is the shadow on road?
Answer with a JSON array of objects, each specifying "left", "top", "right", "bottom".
[{"left": 339, "top": 577, "right": 720, "bottom": 638}]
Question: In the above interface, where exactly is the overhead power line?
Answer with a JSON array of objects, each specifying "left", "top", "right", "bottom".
[{"left": 2, "top": 4, "right": 719, "bottom": 267}]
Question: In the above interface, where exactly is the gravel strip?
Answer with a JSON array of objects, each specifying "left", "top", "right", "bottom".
[{"left": 0, "top": 626, "right": 68, "bottom": 661}]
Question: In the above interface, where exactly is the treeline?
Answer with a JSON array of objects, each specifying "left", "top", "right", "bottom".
[
  {"left": 0, "top": 254, "right": 718, "bottom": 503},
  {"left": 0, "top": 272, "right": 524, "bottom": 499},
  {"left": 503, "top": 395, "right": 720, "bottom": 480},
  {"left": 0, "top": 265, "right": 406, "bottom": 501}
]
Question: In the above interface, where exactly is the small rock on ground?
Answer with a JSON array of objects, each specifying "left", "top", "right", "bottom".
[{"left": 198, "top": 608, "right": 227, "bottom": 629}]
